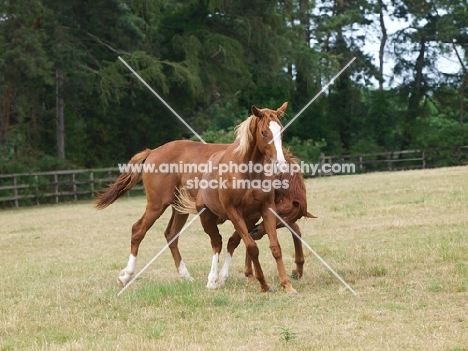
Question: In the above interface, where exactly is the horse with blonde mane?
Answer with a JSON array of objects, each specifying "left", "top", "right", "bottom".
[
  {"left": 95, "top": 102, "right": 313, "bottom": 290},
  {"left": 179, "top": 102, "right": 299, "bottom": 294}
]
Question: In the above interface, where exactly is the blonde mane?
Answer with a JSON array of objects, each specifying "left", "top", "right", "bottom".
[{"left": 233, "top": 115, "right": 256, "bottom": 155}]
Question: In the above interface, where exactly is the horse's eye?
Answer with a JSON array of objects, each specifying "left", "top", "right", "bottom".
[{"left": 261, "top": 130, "right": 267, "bottom": 138}]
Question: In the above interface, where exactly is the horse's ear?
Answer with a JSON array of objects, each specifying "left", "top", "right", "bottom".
[
  {"left": 251, "top": 105, "right": 263, "bottom": 118},
  {"left": 306, "top": 212, "right": 317, "bottom": 218},
  {"left": 277, "top": 102, "right": 288, "bottom": 116}
]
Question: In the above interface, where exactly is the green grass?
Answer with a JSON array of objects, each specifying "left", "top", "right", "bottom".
[{"left": 1, "top": 166, "right": 468, "bottom": 350}]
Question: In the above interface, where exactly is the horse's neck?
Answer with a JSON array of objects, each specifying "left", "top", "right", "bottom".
[
  {"left": 229, "top": 138, "right": 262, "bottom": 163},
  {"left": 240, "top": 142, "right": 265, "bottom": 164},
  {"left": 250, "top": 145, "right": 266, "bottom": 164}
]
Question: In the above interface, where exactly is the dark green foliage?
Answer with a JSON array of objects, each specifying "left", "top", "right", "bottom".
[
  {"left": 1, "top": 0, "right": 467, "bottom": 172},
  {"left": 284, "top": 137, "right": 325, "bottom": 164}
]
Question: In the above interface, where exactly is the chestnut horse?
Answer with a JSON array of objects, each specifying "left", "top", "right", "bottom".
[
  {"left": 174, "top": 148, "right": 314, "bottom": 288},
  {"left": 180, "top": 102, "right": 298, "bottom": 294},
  {"left": 95, "top": 106, "right": 312, "bottom": 289}
]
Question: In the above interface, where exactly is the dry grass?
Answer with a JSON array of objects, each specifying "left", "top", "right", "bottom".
[{"left": 1, "top": 166, "right": 467, "bottom": 350}]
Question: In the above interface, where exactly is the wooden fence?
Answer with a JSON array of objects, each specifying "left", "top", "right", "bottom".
[
  {"left": 317, "top": 145, "right": 468, "bottom": 176},
  {"left": 1, "top": 145, "right": 467, "bottom": 207},
  {"left": 0, "top": 168, "right": 144, "bottom": 208}
]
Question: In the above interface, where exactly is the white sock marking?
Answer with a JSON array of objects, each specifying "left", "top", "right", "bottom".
[
  {"left": 178, "top": 260, "right": 193, "bottom": 281},
  {"left": 118, "top": 254, "right": 137, "bottom": 286},
  {"left": 207, "top": 253, "right": 219, "bottom": 289},
  {"left": 218, "top": 253, "right": 232, "bottom": 287}
]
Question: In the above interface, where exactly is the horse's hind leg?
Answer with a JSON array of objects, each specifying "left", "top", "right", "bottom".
[
  {"left": 118, "top": 203, "right": 169, "bottom": 287},
  {"left": 164, "top": 208, "right": 191, "bottom": 280},
  {"left": 199, "top": 209, "right": 223, "bottom": 289},
  {"left": 217, "top": 232, "right": 240, "bottom": 286},
  {"left": 218, "top": 220, "right": 257, "bottom": 287},
  {"left": 290, "top": 222, "right": 305, "bottom": 279}
]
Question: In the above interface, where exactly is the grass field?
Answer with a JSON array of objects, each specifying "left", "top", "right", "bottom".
[{"left": 1, "top": 166, "right": 467, "bottom": 351}]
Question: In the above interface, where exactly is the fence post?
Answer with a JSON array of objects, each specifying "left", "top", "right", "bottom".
[
  {"left": 13, "top": 176, "right": 18, "bottom": 207},
  {"left": 90, "top": 172, "right": 94, "bottom": 196},
  {"left": 319, "top": 153, "right": 324, "bottom": 177},
  {"left": 72, "top": 173, "right": 77, "bottom": 201},
  {"left": 35, "top": 175, "right": 39, "bottom": 205},
  {"left": 54, "top": 174, "right": 59, "bottom": 204},
  {"left": 386, "top": 152, "right": 392, "bottom": 171},
  {"left": 422, "top": 150, "right": 426, "bottom": 169},
  {"left": 359, "top": 155, "right": 363, "bottom": 172}
]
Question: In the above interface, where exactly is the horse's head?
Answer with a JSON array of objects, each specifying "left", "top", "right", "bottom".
[
  {"left": 274, "top": 194, "right": 315, "bottom": 224},
  {"left": 249, "top": 155, "right": 316, "bottom": 240},
  {"left": 250, "top": 102, "right": 288, "bottom": 166},
  {"left": 249, "top": 194, "right": 316, "bottom": 240}
]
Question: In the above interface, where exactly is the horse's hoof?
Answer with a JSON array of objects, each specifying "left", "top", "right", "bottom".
[
  {"left": 267, "top": 286, "right": 275, "bottom": 293},
  {"left": 217, "top": 276, "right": 227, "bottom": 288},
  {"left": 206, "top": 281, "right": 218, "bottom": 289},
  {"left": 181, "top": 275, "right": 194, "bottom": 282},
  {"left": 289, "top": 290, "right": 298, "bottom": 296},
  {"left": 291, "top": 271, "right": 303, "bottom": 280},
  {"left": 118, "top": 269, "right": 133, "bottom": 287}
]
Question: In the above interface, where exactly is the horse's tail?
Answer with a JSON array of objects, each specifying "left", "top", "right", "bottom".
[
  {"left": 94, "top": 148, "right": 152, "bottom": 209},
  {"left": 173, "top": 187, "right": 198, "bottom": 214}
]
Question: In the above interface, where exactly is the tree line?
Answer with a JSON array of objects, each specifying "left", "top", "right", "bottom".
[{"left": 1, "top": 0, "right": 467, "bottom": 172}]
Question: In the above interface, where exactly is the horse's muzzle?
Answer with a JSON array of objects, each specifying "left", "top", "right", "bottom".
[{"left": 248, "top": 224, "right": 263, "bottom": 240}]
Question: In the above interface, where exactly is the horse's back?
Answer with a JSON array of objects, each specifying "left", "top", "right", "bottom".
[
  {"left": 145, "top": 140, "right": 228, "bottom": 165},
  {"left": 142, "top": 140, "right": 229, "bottom": 203}
]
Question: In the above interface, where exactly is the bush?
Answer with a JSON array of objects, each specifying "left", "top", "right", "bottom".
[
  {"left": 350, "top": 139, "right": 385, "bottom": 155},
  {"left": 0, "top": 155, "right": 78, "bottom": 175},
  {"left": 195, "top": 128, "right": 236, "bottom": 144},
  {"left": 284, "top": 137, "right": 325, "bottom": 163}
]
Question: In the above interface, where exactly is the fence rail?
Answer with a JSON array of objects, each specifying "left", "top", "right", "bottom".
[
  {"left": 0, "top": 168, "right": 144, "bottom": 207},
  {"left": 1, "top": 145, "right": 467, "bottom": 207},
  {"left": 318, "top": 145, "right": 468, "bottom": 176}
]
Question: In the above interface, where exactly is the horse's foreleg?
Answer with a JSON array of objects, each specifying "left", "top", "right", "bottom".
[
  {"left": 226, "top": 209, "right": 271, "bottom": 292},
  {"left": 118, "top": 204, "right": 168, "bottom": 287},
  {"left": 262, "top": 206, "right": 297, "bottom": 294},
  {"left": 165, "top": 208, "right": 192, "bottom": 280},
  {"left": 199, "top": 209, "right": 223, "bottom": 289},
  {"left": 218, "top": 219, "right": 256, "bottom": 287},
  {"left": 244, "top": 252, "right": 255, "bottom": 281},
  {"left": 289, "top": 222, "right": 305, "bottom": 279}
]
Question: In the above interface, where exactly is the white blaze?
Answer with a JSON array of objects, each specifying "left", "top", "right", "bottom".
[{"left": 269, "top": 121, "right": 286, "bottom": 164}]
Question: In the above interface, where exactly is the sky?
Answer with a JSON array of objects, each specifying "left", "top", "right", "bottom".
[{"left": 362, "top": 12, "right": 463, "bottom": 89}]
